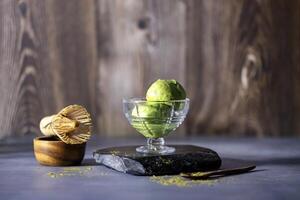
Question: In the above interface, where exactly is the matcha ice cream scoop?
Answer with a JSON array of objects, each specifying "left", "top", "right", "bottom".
[
  {"left": 123, "top": 79, "right": 189, "bottom": 153},
  {"left": 132, "top": 103, "right": 171, "bottom": 118},
  {"left": 131, "top": 103, "right": 176, "bottom": 138},
  {"left": 146, "top": 79, "right": 186, "bottom": 101}
]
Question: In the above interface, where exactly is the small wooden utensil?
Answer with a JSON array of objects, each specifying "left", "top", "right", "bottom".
[{"left": 180, "top": 165, "right": 256, "bottom": 179}]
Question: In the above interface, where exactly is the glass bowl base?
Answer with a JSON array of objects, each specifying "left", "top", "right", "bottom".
[
  {"left": 136, "top": 145, "right": 175, "bottom": 154},
  {"left": 136, "top": 138, "right": 175, "bottom": 154}
]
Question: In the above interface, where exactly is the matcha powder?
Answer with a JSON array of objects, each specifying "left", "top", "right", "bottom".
[
  {"left": 47, "top": 167, "right": 93, "bottom": 178},
  {"left": 150, "top": 175, "right": 218, "bottom": 187}
]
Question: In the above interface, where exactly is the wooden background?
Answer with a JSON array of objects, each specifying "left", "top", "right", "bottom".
[{"left": 0, "top": 0, "right": 300, "bottom": 139}]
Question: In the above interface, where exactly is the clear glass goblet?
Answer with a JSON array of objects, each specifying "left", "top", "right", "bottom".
[{"left": 123, "top": 98, "right": 189, "bottom": 154}]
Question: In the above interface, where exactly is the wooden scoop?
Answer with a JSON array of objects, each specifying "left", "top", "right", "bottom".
[
  {"left": 180, "top": 165, "right": 256, "bottom": 179},
  {"left": 40, "top": 105, "right": 92, "bottom": 144}
]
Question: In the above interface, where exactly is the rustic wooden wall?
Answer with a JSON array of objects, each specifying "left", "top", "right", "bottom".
[{"left": 0, "top": 0, "right": 299, "bottom": 139}]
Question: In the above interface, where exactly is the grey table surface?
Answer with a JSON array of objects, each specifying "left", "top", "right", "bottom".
[{"left": 0, "top": 136, "right": 299, "bottom": 200}]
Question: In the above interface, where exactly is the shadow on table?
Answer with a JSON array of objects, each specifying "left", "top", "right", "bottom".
[
  {"left": 221, "top": 158, "right": 255, "bottom": 169},
  {"left": 0, "top": 143, "right": 33, "bottom": 154},
  {"left": 80, "top": 156, "right": 300, "bottom": 170},
  {"left": 249, "top": 157, "right": 300, "bottom": 166},
  {"left": 221, "top": 156, "right": 300, "bottom": 169},
  {"left": 81, "top": 158, "right": 99, "bottom": 166}
]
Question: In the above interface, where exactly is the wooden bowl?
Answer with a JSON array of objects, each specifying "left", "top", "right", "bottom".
[{"left": 33, "top": 136, "right": 86, "bottom": 166}]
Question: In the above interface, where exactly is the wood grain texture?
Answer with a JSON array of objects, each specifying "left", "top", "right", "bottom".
[
  {"left": 185, "top": 0, "right": 300, "bottom": 137},
  {"left": 0, "top": 0, "right": 97, "bottom": 138},
  {"left": 95, "top": 0, "right": 186, "bottom": 136},
  {"left": 33, "top": 136, "right": 86, "bottom": 166},
  {"left": 0, "top": 0, "right": 21, "bottom": 138},
  {"left": 0, "top": 0, "right": 300, "bottom": 139}
]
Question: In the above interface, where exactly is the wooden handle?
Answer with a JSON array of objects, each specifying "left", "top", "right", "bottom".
[
  {"left": 40, "top": 115, "right": 79, "bottom": 136},
  {"left": 40, "top": 115, "right": 56, "bottom": 136}
]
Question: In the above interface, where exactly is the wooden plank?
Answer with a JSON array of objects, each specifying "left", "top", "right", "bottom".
[
  {"left": 0, "top": 0, "right": 22, "bottom": 138},
  {"left": 185, "top": 0, "right": 266, "bottom": 136},
  {"left": 95, "top": 0, "right": 145, "bottom": 137},
  {"left": 39, "top": 0, "right": 98, "bottom": 124},
  {"left": 95, "top": 0, "right": 187, "bottom": 136},
  {"left": 0, "top": 0, "right": 97, "bottom": 139},
  {"left": 292, "top": 0, "right": 300, "bottom": 135},
  {"left": 185, "top": 0, "right": 300, "bottom": 136},
  {"left": 0, "top": 0, "right": 300, "bottom": 139}
]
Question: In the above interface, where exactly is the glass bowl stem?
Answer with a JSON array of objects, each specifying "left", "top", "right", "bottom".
[{"left": 136, "top": 137, "right": 175, "bottom": 154}]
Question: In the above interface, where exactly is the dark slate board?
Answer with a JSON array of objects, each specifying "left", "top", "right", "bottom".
[{"left": 93, "top": 145, "right": 222, "bottom": 175}]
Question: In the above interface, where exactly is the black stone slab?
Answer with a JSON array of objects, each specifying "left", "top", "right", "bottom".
[{"left": 93, "top": 145, "right": 222, "bottom": 175}]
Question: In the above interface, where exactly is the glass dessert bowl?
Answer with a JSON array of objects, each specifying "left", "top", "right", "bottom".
[{"left": 123, "top": 98, "right": 189, "bottom": 154}]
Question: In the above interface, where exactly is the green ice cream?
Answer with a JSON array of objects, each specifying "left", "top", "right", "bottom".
[
  {"left": 132, "top": 103, "right": 171, "bottom": 118},
  {"left": 146, "top": 79, "right": 186, "bottom": 110},
  {"left": 146, "top": 79, "right": 186, "bottom": 101},
  {"left": 130, "top": 79, "right": 187, "bottom": 138},
  {"left": 131, "top": 103, "right": 176, "bottom": 138}
]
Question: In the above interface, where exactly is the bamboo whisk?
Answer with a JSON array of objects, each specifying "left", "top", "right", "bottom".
[{"left": 40, "top": 105, "right": 92, "bottom": 144}]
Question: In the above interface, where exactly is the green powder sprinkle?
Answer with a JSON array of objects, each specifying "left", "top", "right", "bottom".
[
  {"left": 47, "top": 172, "right": 57, "bottom": 178},
  {"left": 62, "top": 167, "right": 82, "bottom": 172},
  {"left": 46, "top": 167, "right": 111, "bottom": 178},
  {"left": 85, "top": 167, "right": 92, "bottom": 171},
  {"left": 47, "top": 167, "right": 94, "bottom": 178},
  {"left": 110, "top": 150, "right": 120, "bottom": 155},
  {"left": 160, "top": 158, "right": 173, "bottom": 165},
  {"left": 150, "top": 175, "right": 218, "bottom": 187}
]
